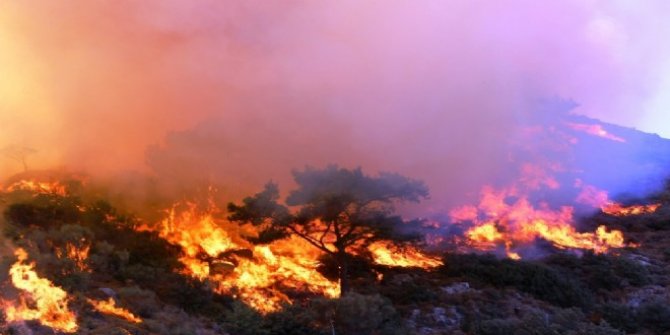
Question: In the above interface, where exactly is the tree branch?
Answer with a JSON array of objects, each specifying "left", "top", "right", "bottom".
[
  {"left": 319, "top": 220, "right": 333, "bottom": 247},
  {"left": 287, "top": 224, "right": 335, "bottom": 255}
]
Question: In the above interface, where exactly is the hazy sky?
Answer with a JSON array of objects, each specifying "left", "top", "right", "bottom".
[{"left": 1, "top": 1, "right": 669, "bottom": 205}]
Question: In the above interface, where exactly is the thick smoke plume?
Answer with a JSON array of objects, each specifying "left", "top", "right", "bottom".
[{"left": 2, "top": 1, "right": 670, "bottom": 212}]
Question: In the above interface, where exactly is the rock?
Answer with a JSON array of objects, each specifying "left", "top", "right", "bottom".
[
  {"left": 440, "top": 306, "right": 463, "bottom": 327},
  {"left": 432, "top": 307, "right": 447, "bottom": 324},
  {"left": 441, "top": 282, "right": 470, "bottom": 294},
  {"left": 407, "top": 306, "right": 462, "bottom": 333},
  {"left": 628, "top": 254, "right": 652, "bottom": 267}
]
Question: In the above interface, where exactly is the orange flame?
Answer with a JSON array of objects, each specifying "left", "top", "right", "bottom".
[
  {"left": 601, "top": 202, "right": 661, "bottom": 216},
  {"left": 55, "top": 243, "right": 91, "bottom": 273},
  {"left": 576, "top": 184, "right": 662, "bottom": 217},
  {"left": 87, "top": 298, "right": 142, "bottom": 323},
  {"left": 2, "top": 179, "right": 67, "bottom": 196},
  {"left": 453, "top": 185, "right": 629, "bottom": 258},
  {"left": 143, "top": 202, "right": 339, "bottom": 313},
  {"left": 2, "top": 248, "right": 78, "bottom": 333},
  {"left": 368, "top": 241, "right": 441, "bottom": 268}
]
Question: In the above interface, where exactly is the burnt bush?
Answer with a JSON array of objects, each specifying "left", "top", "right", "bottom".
[{"left": 442, "top": 253, "right": 592, "bottom": 308}]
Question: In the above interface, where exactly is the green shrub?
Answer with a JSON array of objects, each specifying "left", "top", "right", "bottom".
[
  {"left": 545, "top": 252, "right": 651, "bottom": 292},
  {"left": 221, "top": 301, "right": 269, "bottom": 335},
  {"left": 118, "top": 286, "right": 161, "bottom": 317},
  {"left": 378, "top": 278, "right": 438, "bottom": 305},
  {"left": 310, "top": 293, "right": 407, "bottom": 335},
  {"left": 442, "top": 253, "right": 592, "bottom": 307}
]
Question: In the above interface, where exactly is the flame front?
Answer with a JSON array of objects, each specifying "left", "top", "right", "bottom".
[
  {"left": 2, "top": 179, "right": 67, "bottom": 196},
  {"left": 601, "top": 202, "right": 661, "bottom": 216},
  {"left": 2, "top": 248, "right": 78, "bottom": 333},
  {"left": 87, "top": 298, "right": 142, "bottom": 323},
  {"left": 146, "top": 202, "right": 339, "bottom": 313},
  {"left": 453, "top": 185, "right": 628, "bottom": 258},
  {"left": 368, "top": 241, "right": 441, "bottom": 268}
]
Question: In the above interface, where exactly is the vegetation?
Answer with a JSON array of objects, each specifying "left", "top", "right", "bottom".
[
  {"left": 2, "top": 171, "right": 670, "bottom": 334},
  {"left": 1, "top": 189, "right": 227, "bottom": 319},
  {"left": 228, "top": 165, "right": 429, "bottom": 295},
  {"left": 441, "top": 253, "right": 593, "bottom": 308}
]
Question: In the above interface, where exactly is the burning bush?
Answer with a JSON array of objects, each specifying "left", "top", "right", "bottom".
[
  {"left": 1, "top": 186, "right": 226, "bottom": 321},
  {"left": 228, "top": 165, "right": 431, "bottom": 296},
  {"left": 2, "top": 170, "right": 670, "bottom": 334}
]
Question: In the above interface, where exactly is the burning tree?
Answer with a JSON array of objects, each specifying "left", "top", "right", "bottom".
[{"left": 228, "top": 165, "right": 429, "bottom": 295}]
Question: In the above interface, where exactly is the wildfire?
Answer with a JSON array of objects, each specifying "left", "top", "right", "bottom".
[
  {"left": 87, "top": 298, "right": 142, "bottom": 323},
  {"left": 601, "top": 202, "right": 661, "bottom": 216},
  {"left": 143, "top": 200, "right": 440, "bottom": 312},
  {"left": 2, "top": 179, "right": 68, "bottom": 196},
  {"left": 576, "top": 184, "right": 662, "bottom": 217},
  {"left": 55, "top": 242, "right": 91, "bottom": 272},
  {"left": 368, "top": 241, "right": 441, "bottom": 268},
  {"left": 146, "top": 202, "right": 339, "bottom": 313},
  {"left": 2, "top": 248, "right": 78, "bottom": 333},
  {"left": 566, "top": 122, "right": 626, "bottom": 143},
  {"left": 453, "top": 185, "right": 628, "bottom": 258}
]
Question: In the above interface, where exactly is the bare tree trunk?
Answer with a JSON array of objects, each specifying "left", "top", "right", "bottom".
[{"left": 338, "top": 252, "right": 350, "bottom": 296}]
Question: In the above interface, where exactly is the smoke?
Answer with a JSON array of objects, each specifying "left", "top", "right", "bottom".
[{"left": 2, "top": 1, "right": 670, "bottom": 211}]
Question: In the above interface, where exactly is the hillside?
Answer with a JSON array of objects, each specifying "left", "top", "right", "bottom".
[{"left": 1, "top": 113, "right": 670, "bottom": 335}]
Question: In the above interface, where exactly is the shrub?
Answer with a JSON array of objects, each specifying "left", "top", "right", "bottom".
[
  {"left": 599, "top": 303, "right": 639, "bottom": 333},
  {"left": 442, "top": 253, "right": 592, "bottom": 307},
  {"left": 545, "top": 252, "right": 651, "bottom": 292},
  {"left": 636, "top": 299, "right": 670, "bottom": 334},
  {"left": 117, "top": 286, "right": 161, "bottom": 317},
  {"left": 309, "top": 293, "right": 407, "bottom": 335},
  {"left": 4, "top": 195, "right": 82, "bottom": 229},
  {"left": 263, "top": 304, "right": 325, "bottom": 335},
  {"left": 221, "top": 301, "right": 269, "bottom": 335}
]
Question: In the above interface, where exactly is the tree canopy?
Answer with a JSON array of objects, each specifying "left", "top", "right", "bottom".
[{"left": 228, "top": 165, "right": 429, "bottom": 295}]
